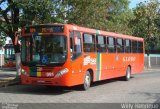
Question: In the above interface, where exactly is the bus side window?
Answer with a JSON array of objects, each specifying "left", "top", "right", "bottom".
[
  {"left": 83, "top": 33, "right": 95, "bottom": 52},
  {"left": 125, "top": 39, "right": 131, "bottom": 53},
  {"left": 107, "top": 37, "right": 116, "bottom": 53},
  {"left": 132, "top": 40, "right": 138, "bottom": 53},
  {"left": 138, "top": 41, "right": 143, "bottom": 53},
  {"left": 70, "top": 31, "right": 82, "bottom": 60},
  {"left": 116, "top": 38, "right": 124, "bottom": 53},
  {"left": 96, "top": 35, "right": 106, "bottom": 52}
]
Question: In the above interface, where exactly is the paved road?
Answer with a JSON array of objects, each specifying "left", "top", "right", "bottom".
[
  {"left": 0, "top": 68, "right": 16, "bottom": 80},
  {"left": 0, "top": 69, "right": 160, "bottom": 103}
]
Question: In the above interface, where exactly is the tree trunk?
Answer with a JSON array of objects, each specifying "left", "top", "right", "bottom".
[
  {"left": 147, "top": 50, "right": 151, "bottom": 68},
  {"left": 7, "top": 0, "right": 21, "bottom": 78},
  {"left": 147, "top": 55, "right": 151, "bottom": 68},
  {"left": 12, "top": 36, "right": 21, "bottom": 78}
]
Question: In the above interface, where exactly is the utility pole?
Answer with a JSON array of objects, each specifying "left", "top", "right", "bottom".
[{"left": 147, "top": 17, "right": 151, "bottom": 68}]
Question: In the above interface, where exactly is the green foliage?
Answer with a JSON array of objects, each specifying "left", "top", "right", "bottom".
[
  {"left": 130, "top": 0, "right": 160, "bottom": 51},
  {"left": 0, "top": 0, "right": 134, "bottom": 38},
  {"left": 64, "top": 0, "right": 108, "bottom": 30},
  {"left": 54, "top": 0, "right": 133, "bottom": 33},
  {"left": 0, "top": 32, "right": 6, "bottom": 48},
  {"left": 106, "top": 10, "right": 134, "bottom": 35},
  {"left": 106, "top": 0, "right": 134, "bottom": 34},
  {"left": 17, "top": 0, "right": 55, "bottom": 25},
  {"left": 0, "top": 0, "right": 55, "bottom": 52}
]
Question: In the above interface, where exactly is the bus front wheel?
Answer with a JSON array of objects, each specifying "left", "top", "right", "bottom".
[{"left": 81, "top": 71, "right": 91, "bottom": 90}]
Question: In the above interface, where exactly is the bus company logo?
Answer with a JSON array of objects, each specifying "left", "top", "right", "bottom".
[
  {"left": 83, "top": 56, "right": 96, "bottom": 65},
  {"left": 123, "top": 56, "right": 136, "bottom": 62},
  {"left": 46, "top": 72, "right": 54, "bottom": 77}
]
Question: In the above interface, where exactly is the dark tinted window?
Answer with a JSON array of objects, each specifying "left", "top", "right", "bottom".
[
  {"left": 116, "top": 38, "right": 124, "bottom": 53},
  {"left": 107, "top": 37, "right": 116, "bottom": 53},
  {"left": 96, "top": 35, "right": 106, "bottom": 52},
  {"left": 125, "top": 39, "right": 131, "bottom": 53},
  {"left": 83, "top": 34, "right": 95, "bottom": 52},
  {"left": 138, "top": 41, "right": 143, "bottom": 53},
  {"left": 132, "top": 40, "right": 138, "bottom": 53}
]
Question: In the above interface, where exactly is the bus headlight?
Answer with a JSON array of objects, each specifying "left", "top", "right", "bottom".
[
  {"left": 21, "top": 69, "right": 29, "bottom": 76},
  {"left": 55, "top": 68, "right": 69, "bottom": 78}
]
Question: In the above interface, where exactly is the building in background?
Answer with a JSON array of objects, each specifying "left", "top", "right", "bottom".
[
  {"left": 0, "top": 47, "right": 4, "bottom": 67},
  {"left": 0, "top": 37, "right": 15, "bottom": 67}
]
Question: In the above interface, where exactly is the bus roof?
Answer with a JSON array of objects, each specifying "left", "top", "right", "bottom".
[{"left": 65, "top": 24, "right": 144, "bottom": 41}]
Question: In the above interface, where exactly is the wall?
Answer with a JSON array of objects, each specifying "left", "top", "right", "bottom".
[{"left": 145, "top": 54, "right": 160, "bottom": 66}]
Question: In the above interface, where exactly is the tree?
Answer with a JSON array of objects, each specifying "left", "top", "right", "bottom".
[
  {"left": 0, "top": 0, "right": 54, "bottom": 48},
  {"left": 54, "top": 0, "right": 133, "bottom": 33},
  {"left": 64, "top": 0, "right": 108, "bottom": 30},
  {"left": 0, "top": 0, "right": 55, "bottom": 76},
  {"left": 0, "top": 32, "right": 6, "bottom": 48},
  {"left": 106, "top": 0, "right": 134, "bottom": 34},
  {"left": 130, "top": 0, "right": 160, "bottom": 68}
]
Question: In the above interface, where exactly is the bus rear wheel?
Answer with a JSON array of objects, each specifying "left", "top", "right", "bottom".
[
  {"left": 81, "top": 71, "right": 91, "bottom": 90},
  {"left": 124, "top": 67, "right": 131, "bottom": 81}
]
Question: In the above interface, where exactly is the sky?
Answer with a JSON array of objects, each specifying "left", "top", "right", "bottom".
[{"left": 129, "top": 0, "right": 147, "bottom": 9}]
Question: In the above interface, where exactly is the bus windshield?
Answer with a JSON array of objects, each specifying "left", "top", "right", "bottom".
[{"left": 21, "top": 35, "right": 67, "bottom": 66}]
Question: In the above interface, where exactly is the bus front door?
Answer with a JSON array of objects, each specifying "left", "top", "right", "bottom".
[{"left": 70, "top": 31, "right": 83, "bottom": 84}]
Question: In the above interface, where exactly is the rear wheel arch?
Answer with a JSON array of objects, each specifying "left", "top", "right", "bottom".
[
  {"left": 128, "top": 65, "right": 132, "bottom": 74},
  {"left": 125, "top": 65, "right": 131, "bottom": 81}
]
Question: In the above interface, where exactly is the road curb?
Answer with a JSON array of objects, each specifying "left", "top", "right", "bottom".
[
  {"left": 0, "top": 67, "right": 16, "bottom": 71},
  {"left": 144, "top": 69, "right": 160, "bottom": 72},
  {"left": 0, "top": 79, "right": 20, "bottom": 88}
]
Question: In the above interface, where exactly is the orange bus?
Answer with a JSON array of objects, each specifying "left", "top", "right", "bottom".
[{"left": 20, "top": 24, "right": 144, "bottom": 90}]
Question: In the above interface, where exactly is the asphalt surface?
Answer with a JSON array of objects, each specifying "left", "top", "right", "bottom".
[{"left": 0, "top": 68, "right": 160, "bottom": 104}]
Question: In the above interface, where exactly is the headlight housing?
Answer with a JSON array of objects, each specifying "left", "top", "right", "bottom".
[
  {"left": 55, "top": 68, "right": 69, "bottom": 78},
  {"left": 21, "top": 69, "right": 29, "bottom": 76}
]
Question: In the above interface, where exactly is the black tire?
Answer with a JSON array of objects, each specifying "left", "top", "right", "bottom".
[
  {"left": 81, "top": 71, "right": 91, "bottom": 90},
  {"left": 124, "top": 67, "right": 131, "bottom": 81}
]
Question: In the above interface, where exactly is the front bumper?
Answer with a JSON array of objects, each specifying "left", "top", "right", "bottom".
[{"left": 21, "top": 74, "right": 71, "bottom": 86}]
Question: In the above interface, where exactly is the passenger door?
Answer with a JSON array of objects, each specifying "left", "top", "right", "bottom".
[{"left": 70, "top": 31, "right": 83, "bottom": 75}]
